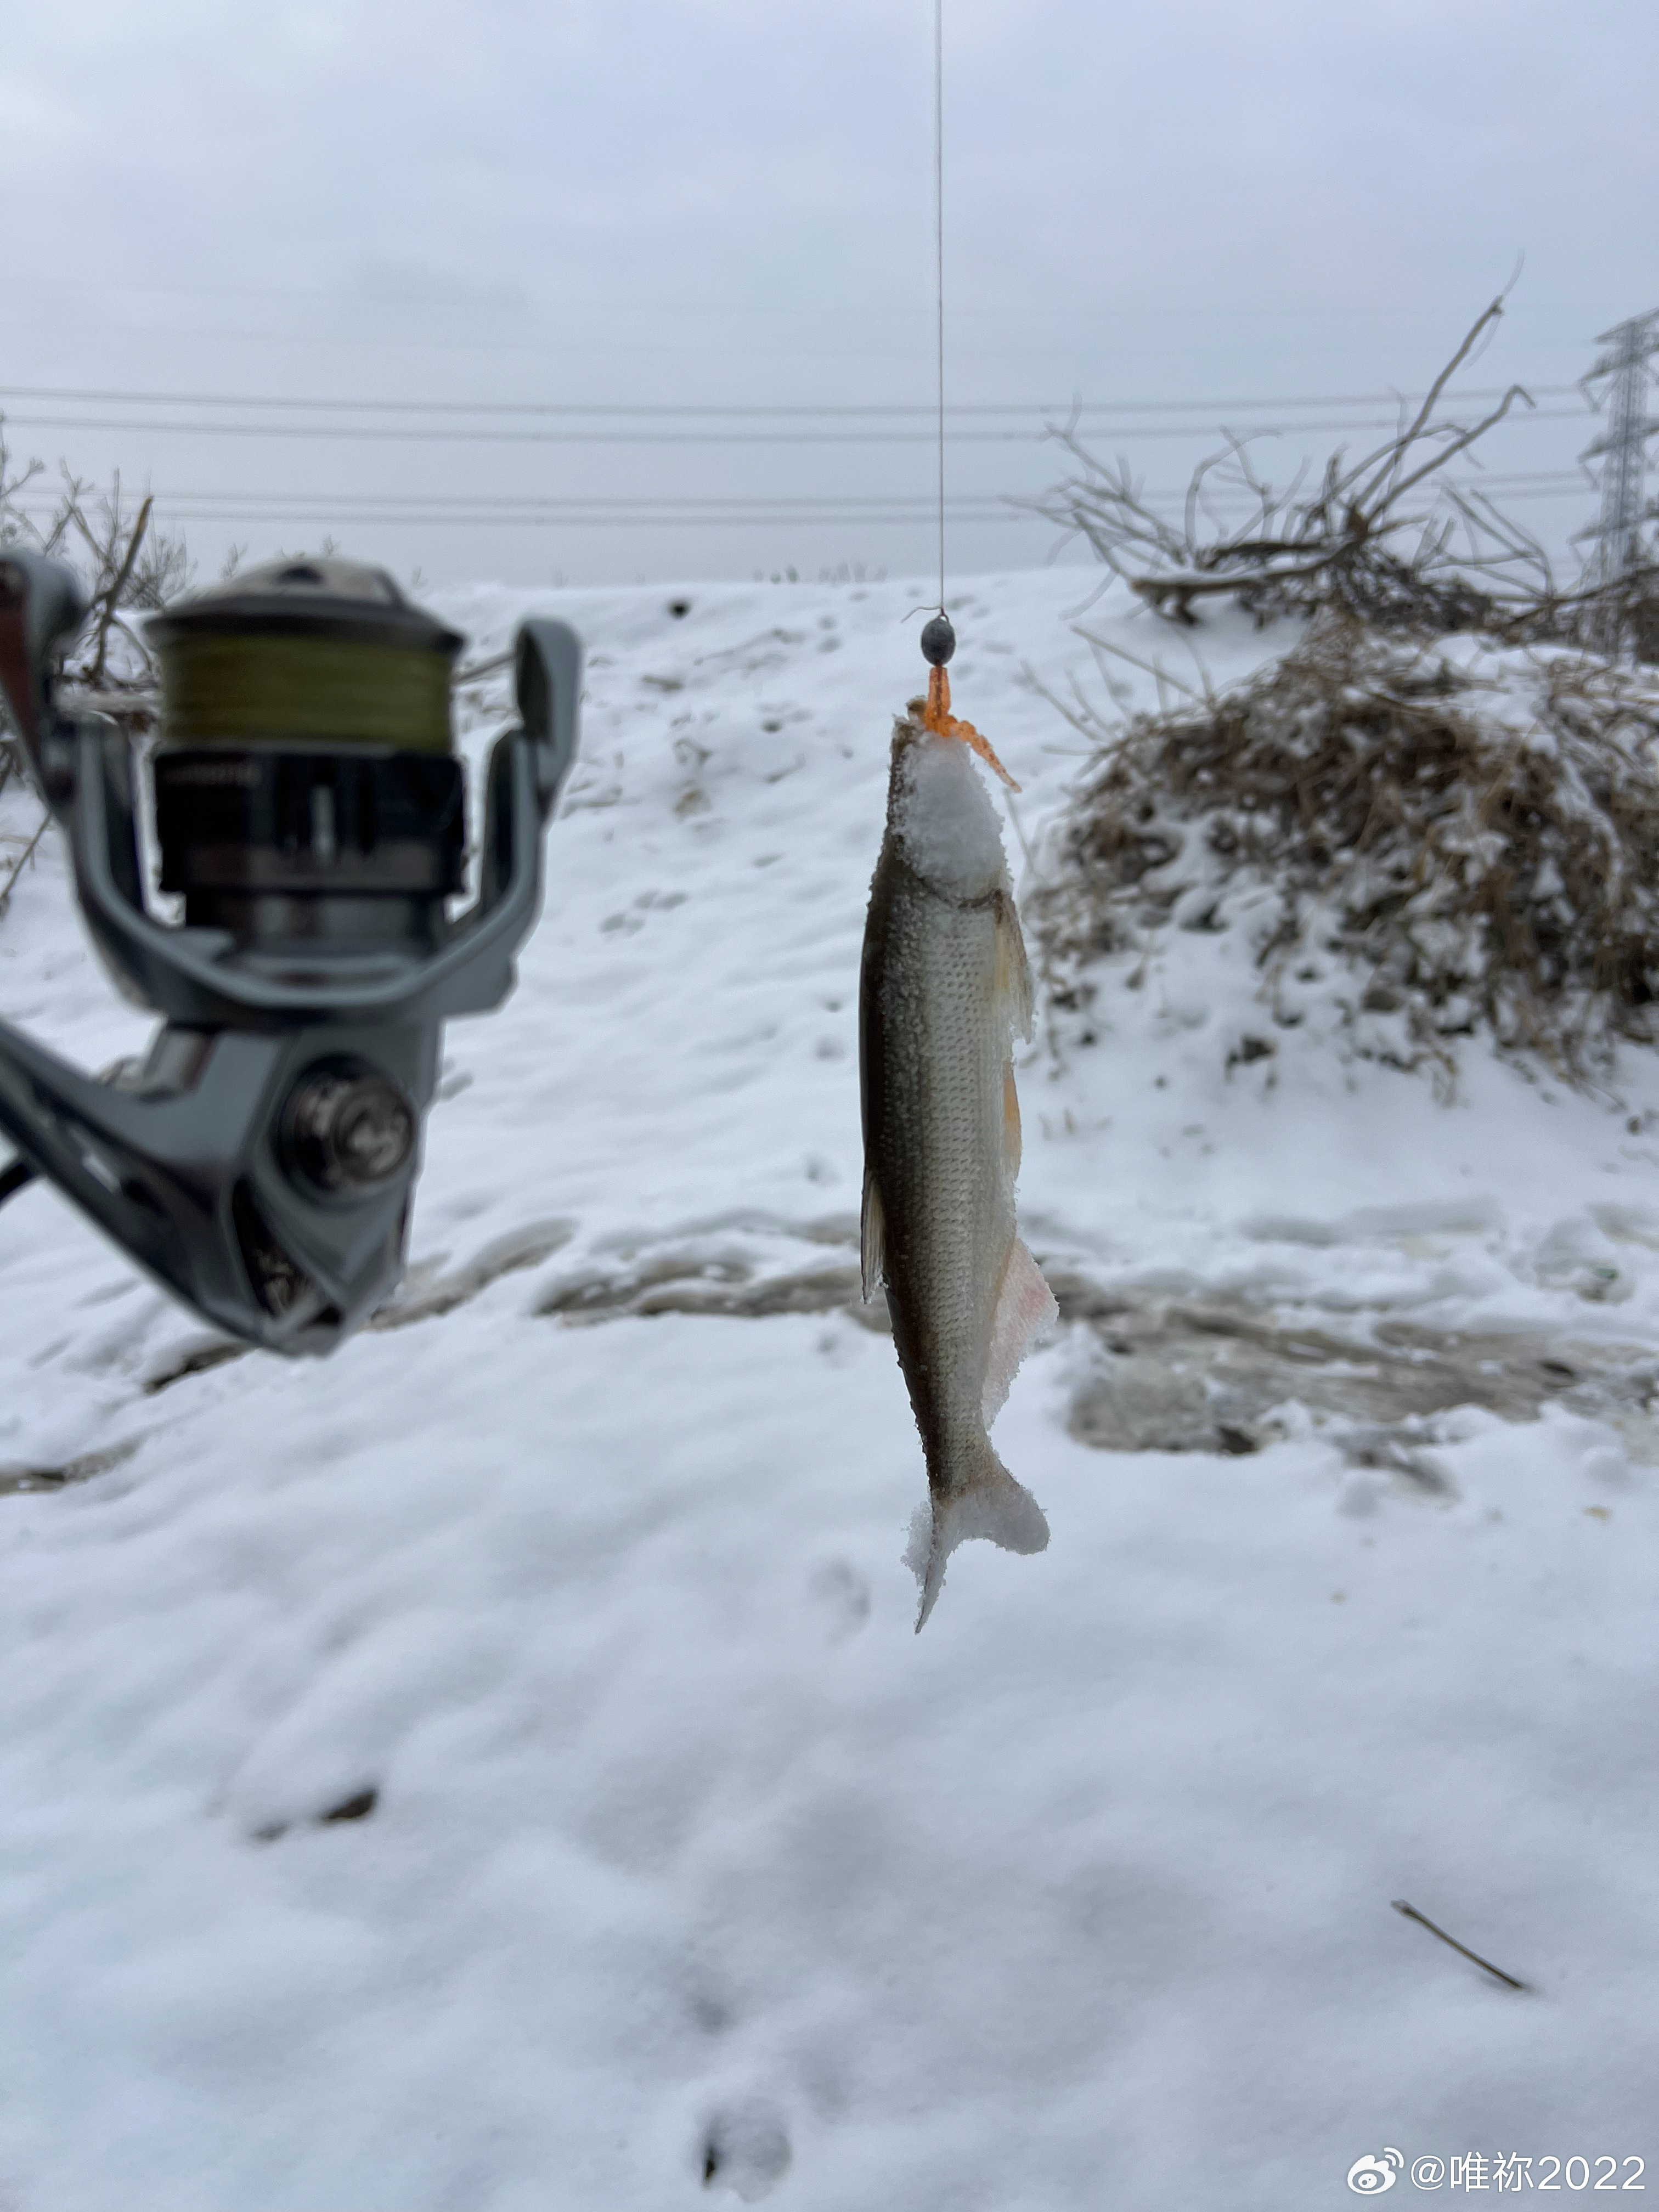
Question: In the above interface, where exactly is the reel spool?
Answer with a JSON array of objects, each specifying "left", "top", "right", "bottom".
[
  {"left": 149, "top": 558, "right": 468, "bottom": 951},
  {"left": 0, "top": 551, "right": 582, "bottom": 1354}
]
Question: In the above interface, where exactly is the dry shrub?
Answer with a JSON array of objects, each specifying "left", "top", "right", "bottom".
[
  {"left": 0, "top": 423, "right": 197, "bottom": 917},
  {"left": 1028, "top": 296, "right": 1659, "bottom": 663},
  {"left": 1033, "top": 618, "right": 1659, "bottom": 1085},
  {"left": 1026, "top": 299, "right": 1546, "bottom": 638}
]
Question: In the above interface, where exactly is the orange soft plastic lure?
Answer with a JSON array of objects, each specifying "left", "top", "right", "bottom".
[{"left": 921, "top": 665, "right": 1019, "bottom": 791}]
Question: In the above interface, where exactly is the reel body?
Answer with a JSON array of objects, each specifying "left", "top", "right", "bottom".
[{"left": 0, "top": 552, "right": 580, "bottom": 1353}]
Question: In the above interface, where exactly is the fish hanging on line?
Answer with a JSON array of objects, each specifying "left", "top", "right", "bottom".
[{"left": 859, "top": 657, "right": 1057, "bottom": 1631}]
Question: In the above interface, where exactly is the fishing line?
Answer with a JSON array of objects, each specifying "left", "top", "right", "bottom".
[
  {"left": 911, "top": 0, "right": 1012, "bottom": 780},
  {"left": 933, "top": 0, "right": 946, "bottom": 613},
  {"left": 906, "top": 1, "right": 960, "bottom": 650}
]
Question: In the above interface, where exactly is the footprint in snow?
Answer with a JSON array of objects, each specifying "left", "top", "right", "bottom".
[
  {"left": 808, "top": 1558, "right": 871, "bottom": 1642},
  {"left": 698, "top": 2101, "right": 792, "bottom": 2202}
]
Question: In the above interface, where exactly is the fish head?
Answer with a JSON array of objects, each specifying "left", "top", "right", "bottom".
[{"left": 886, "top": 709, "right": 1010, "bottom": 901}]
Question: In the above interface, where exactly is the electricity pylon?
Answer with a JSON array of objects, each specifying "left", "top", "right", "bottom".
[{"left": 1579, "top": 309, "right": 1659, "bottom": 589}]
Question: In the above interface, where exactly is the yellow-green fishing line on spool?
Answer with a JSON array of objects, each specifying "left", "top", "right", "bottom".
[{"left": 156, "top": 634, "right": 455, "bottom": 753}]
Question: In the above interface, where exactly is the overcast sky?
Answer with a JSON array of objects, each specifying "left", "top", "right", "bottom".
[{"left": 2, "top": 0, "right": 1655, "bottom": 592}]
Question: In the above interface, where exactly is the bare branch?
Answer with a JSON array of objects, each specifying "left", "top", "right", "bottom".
[
  {"left": 1377, "top": 385, "right": 1532, "bottom": 512},
  {"left": 86, "top": 494, "right": 153, "bottom": 686},
  {"left": 1349, "top": 294, "right": 1508, "bottom": 511},
  {"left": 0, "top": 810, "right": 50, "bottom": 916},
  {"left": 1023, "top": 300, "right": 1583, "bottom": 643}
]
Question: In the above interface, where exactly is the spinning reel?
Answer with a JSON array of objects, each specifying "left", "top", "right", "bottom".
[{"left": 0, "top": 551, "right": 580, "bottom": 1353}]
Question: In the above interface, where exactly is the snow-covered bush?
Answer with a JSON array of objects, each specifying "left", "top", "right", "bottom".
[{"left": 1034, "top": 617, "right": 1659, "bottom": 1086}]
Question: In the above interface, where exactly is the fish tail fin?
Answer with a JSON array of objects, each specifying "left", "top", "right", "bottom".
[{"left": 905, "top": 1439, "right": 1049, "bottom": 1632}]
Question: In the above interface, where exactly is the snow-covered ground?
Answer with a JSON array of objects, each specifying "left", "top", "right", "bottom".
[{"left": 2, "top": 570, "right": 1657, "bottom": 2210}]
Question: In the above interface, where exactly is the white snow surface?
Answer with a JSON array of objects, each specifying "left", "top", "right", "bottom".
[{"left": 2, "top": 572, "right": 1658, "bottom": 2208}]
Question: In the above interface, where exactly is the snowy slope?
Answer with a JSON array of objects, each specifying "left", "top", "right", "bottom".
[{"left": 1, "top": 572, "right": 1657, "bottom": 2210}]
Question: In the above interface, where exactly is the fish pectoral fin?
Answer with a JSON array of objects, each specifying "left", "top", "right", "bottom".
[
  {"left": 981, "top": 1236, "right": 1059, "bottom": 1426},
  {"left": 860, "top": 1166, "right": 887, "bottom": 1303},
  {"left": 1002, "top": 1059, "right": 1022, "bottom": 1174},
  {"left": 993, "top": 894, "right": 1036, "bottom": 1045},
  {"left": 905, "top": 1443, "right": 1050, "bottom": 1632}
]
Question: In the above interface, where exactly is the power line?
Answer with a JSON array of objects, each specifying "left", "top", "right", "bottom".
[
  {"left": 10, "top": 491, "right": 1023, "bottom": 525},
  {"left": 0, "top": 380, "right": 1586, "bottom": 418},
  {"left": 0, "top": 409, "right": 1593, "bottom": 449},
  {"left": 50, "top": 465, "right": 1590, "bottom": 504},
  {"left": 10, "top": 470, "right": 1590, "bottom": 513},
  {"left": 9, "top": 475, "right": 1594, "bottom": 534},
  {"left": 128, "top": 493, "right": 1024, "bottom": 511},
  {"left": 21, "top": 510, "right": 1029, "bottom": 532},
  {"left": 13, "top": 469, "right": 1584, "bottom": 515}
]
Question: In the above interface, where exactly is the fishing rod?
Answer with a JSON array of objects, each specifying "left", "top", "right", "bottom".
[{"left": 0, "top": 549, "right": 581, "bottom": 1352}]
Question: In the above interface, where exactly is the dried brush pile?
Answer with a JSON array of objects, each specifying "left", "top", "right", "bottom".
[{"left": 1033, "top": 619, "right": 1659, "bottom": 1085}]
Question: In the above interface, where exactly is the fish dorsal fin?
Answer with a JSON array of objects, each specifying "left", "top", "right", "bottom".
[
  {"left": 861, "top": 1167, "right": 887, "bottom": 1304},
  {"left": 980, "top": 1236, "right": 1058, "bottom": 1426}
]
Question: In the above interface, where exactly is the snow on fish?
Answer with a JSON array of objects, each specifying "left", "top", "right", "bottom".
[{"left": 859, "top": 668, "right": 1057, "bottom": 1630}]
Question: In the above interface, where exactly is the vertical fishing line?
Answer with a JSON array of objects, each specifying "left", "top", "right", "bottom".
[
  {"left": 933, "top": 0, "right": 945, "bottom": 612},
  {"left": 913, "top": 1, "right": 957, "bottom": 676}
]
